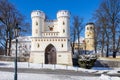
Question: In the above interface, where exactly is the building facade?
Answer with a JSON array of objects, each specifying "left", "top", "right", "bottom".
[
  {"left": 29, "top": 10, "right": 72, "bottom": 65},
  {"left": 10, "top": 11, "right": 95, "bottom": 65},
  {"left": 11, "top": 36, "right": 31, "bottom": 57},
  {"left": 73, "top": 23, "right": 95, "bottom": 56},
  {"left": 85, "top": 23, "right": 95, "bottom": 51}
]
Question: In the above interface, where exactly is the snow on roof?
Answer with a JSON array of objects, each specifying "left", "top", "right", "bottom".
[
  {"left": 75, "top": 37, "right": 85, "bottom": 43},
  {"left": 12, "top": 36, "right": 31, "bottom": 42}
]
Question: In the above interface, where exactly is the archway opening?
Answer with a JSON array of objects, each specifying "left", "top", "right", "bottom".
[{"left": 45, "top": 44, "right": 56, "bottom": 64}]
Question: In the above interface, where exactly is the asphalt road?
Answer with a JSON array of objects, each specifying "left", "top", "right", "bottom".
[
  {"left": 0, "top": 67, "right": 120, "bottom": 77},
  {"left": 0, "top": 67, "right": 100, "bottom": 76}
]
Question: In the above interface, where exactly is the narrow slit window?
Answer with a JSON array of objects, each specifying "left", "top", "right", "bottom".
[
  {"left": 37, "top": 43, "right": 40, "bottom": 48},
  {"left": 63, "top": 21, "right": 65, "bottom": 25},
  {"left": 61, "top": 44, "right": 63, "bottom": 48},
  {"left": 87, "top": 27, "right": 89, "bottom": 30},
  {"left": 36, "top": 21, "right": 38, "bottom": 26},
  {"left": 63, "top": 29, "right": 65, "bottom": 33}
]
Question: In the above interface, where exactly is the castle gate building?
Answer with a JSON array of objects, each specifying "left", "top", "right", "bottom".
[{"left": 29, "top": 10, "right": 72, "bottom": 66}]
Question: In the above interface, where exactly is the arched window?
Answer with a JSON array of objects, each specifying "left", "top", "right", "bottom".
[
  {"left": 90, "top": 27, "right": 92, "bottom": 30},
  {"left": 87, "top": 27, "right": 89, "bottom": 30}
]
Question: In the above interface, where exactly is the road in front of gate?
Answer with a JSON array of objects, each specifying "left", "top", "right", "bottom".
[{"left": 0, "top": 67, "right": 100, "bottom": 76}]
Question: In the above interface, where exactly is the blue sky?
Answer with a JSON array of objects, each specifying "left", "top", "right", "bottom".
[{"left": 9, "top": 0, "right": 101, "bottom": 36}]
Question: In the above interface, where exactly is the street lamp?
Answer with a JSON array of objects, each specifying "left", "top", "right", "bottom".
[{"left": 14, "top": 24, "right": 21, "bottom": 80}]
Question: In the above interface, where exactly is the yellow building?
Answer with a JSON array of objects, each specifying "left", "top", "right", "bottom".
[
  {"left": 74, "top": 23, "right": 95, "bottom": 52},
  {"left": 85, "top": 23, "right": 95, "bottom": 51},
  {"left": 74, "top": 37, "right": 86, "bottom": 50}
]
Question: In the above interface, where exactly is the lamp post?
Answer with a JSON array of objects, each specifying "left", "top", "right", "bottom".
[{"left": 14, "top": 24, "right": 21, "bottom": 80}]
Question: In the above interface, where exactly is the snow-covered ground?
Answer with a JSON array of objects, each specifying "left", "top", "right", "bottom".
[
  {"left": 0, "top": 61, "right": 120, "bottom": 80},
  {"left": 0, "top": 61, "right": 120, "bottom": 74},
  {"left": 0, "top": 70, "right": 120, "bottom": 80},
  {"left": 0, "top": 71, "right": 99, "bottom": 80}
]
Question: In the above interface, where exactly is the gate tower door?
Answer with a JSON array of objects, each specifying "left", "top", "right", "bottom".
[{"left": 45, "top": 44, "right": 56, "bottom": 64}]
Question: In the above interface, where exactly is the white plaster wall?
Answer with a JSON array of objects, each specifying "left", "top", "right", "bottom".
[
  {"left": 31, "top": 11, "right": 45, "bottom": 37},
  {"left": 32, "top": 18, "right": 45, "bottom": 37},
  {"left": 57, "top": 10, "right": 70, "bottom": 18},
  {"left": 30, "top": 51, "right": 72, "bottom": 65},
  {"left": 57, "top": 17, "right": 69, "bottom": 37},
  {"left": 31, "top": 10, "right": 45, "bottom": 19},
  {"left": 44, "top": 20, "right": 58, "bottom": 32},
  {"left": 11, "top": 39, "right": 31, "bottom": 57},
  {"left": 58, "top": 51, "right": 72, "bottom": 65},
  {"left": 57, "top": 10, "right": 70, "bottom": 37},
  {"left": 30, "top": 10, "right": 72, "bottom": 65},
  {"left": 32, "top": 52, "right": 44, "bottom": 63},
  {"left": 31, "top": 38, "right": 68, "bottom": 52}
]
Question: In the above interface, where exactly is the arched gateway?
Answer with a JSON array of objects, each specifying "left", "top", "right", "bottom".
[
  {"left": 30, "top": 10, "right": 72, "bottom": 66},
  {"left": 45, "top": 44, "right": 56, "bottom": 64}
]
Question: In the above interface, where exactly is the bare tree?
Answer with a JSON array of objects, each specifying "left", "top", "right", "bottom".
[
  {"left": 0, "top": 0, "right": 30, "bottom": 56},
  {"left": 70, "top": 16, "right": 83, "bottom": 55},
  {"left": 94, "top": 24, "right": 100, "bottom": 54},
  {"left": 93, "top": 0, "right": 120, "bottom": 58},
  {"left": 70, "top": 25, "right": 76, "bottom": 55}
]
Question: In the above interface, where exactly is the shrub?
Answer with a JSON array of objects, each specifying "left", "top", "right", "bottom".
[{"left": 78, "top": 55, "right": 97, "bottom": 69}]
